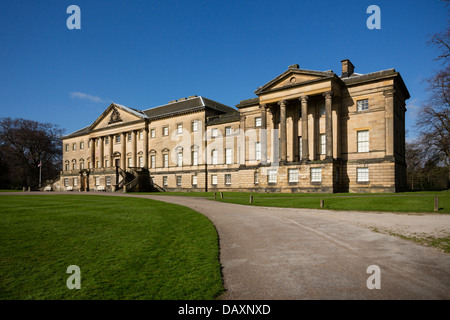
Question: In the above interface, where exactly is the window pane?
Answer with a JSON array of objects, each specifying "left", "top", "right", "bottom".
[
  {"left": 151, "top": 155, "right": 155, "bottom": 168},
  {"left": 212, "top": 150, "right": 218, "bottom": 165},
  {"left": 226, "top": 148, "right": 232, "bottom": 164},
  {"left": 357, "top": 99, "right": 369, "bottom": 111},
  {"left": 319, "top": 105, "right": 325, "bottom": 116},
  {"left": 192, "top": 151, "right": 198, "bottom": 166},
  {"left": 311, "top": 168, "right": 322, "bottom": 182},
  {"left": 288, "top": 169, "right": 298, "bottom": 182},
  {"left": 320, "top": 134, "right": 326, "bottom": 155},
  {"left": 299, "top": 137, "right": 302, "bottom": 160},
  {"left": 357, "top": 168, "right": 369, "bottom": 182},
  {"left": 255, "top": 117, "right": 261, "bottom": 127},
  {"left": 255, "top": 142, "right": 261, "bottom": 160},
  {"left": 177, "top": 152, "right": 183, "bottom": 166},
  {"left": 357, "top": 130, "right": 369, "bottom": 152},
  {"left": 268, "top": 169, "right": 277, "bottom": 183}
]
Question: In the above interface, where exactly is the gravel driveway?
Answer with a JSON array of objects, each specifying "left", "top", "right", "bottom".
[{"left": 145, "top": 195, "right": 450, "bottom": 299}]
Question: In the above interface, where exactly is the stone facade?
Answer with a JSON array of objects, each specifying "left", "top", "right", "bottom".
[{"left": 59, "top": 60, "right": 410, "bottom": 193}]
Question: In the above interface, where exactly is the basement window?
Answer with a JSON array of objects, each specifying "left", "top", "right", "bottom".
[
  {"left": 267, "top": 169, "right": 277, "bottom": 184},
  {"left": 311, "top": 168, "right": 322, "bottom": 182},
  {"left": 357, "top": 168, "right": 369, "bottom": 182}
]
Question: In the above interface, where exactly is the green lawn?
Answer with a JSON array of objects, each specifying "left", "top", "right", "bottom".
[
  {"left": 138, "top": 190, "right": 450, "bottom": 213},
  {"left": 0, "top": 195, "right": 224, "bottom": 300}
]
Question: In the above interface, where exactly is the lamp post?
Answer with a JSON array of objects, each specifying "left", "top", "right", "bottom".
[{"left": 38, "top": 161, "right": 42, "bottom": 188}]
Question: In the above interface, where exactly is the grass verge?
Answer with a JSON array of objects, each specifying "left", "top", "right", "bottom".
[
  {"left": 138, "top": 190, "right": 450, "bottom": 214},
  {"left": 0, "top": 195, "right": 224, "bottom": 300}
]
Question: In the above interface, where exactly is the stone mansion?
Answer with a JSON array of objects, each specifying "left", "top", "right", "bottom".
[{"left": 58, "top": 59, "right": 410, "bottom": 193}]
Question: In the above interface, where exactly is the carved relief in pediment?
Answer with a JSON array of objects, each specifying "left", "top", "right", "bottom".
[{"left": 108, "top": 108, "right": 123, "bottom": 124}]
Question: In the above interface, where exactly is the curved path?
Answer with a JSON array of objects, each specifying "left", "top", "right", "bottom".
[
  {"left": 3, "top": 192, "right": 450, "bottom": 299},
  {"left": 144, "top": 195, "right": 450, "bottom": 300}
]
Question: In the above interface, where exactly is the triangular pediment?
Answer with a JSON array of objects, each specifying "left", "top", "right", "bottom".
[
  {"left": 254, "top": 67, "right": 335, "bottom": 95},
  {"left": 89, "top": 103, "right": 147, "bottom": 131}
]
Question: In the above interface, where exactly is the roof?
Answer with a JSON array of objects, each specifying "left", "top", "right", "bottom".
[
  {"left": 62, "top": 96, "right": 237, "bottom": 139},
  {"left": 142, "top": 96, "right": 237, "bottom": 120},
  {"left": 62, "top": 126, "right": 90, "bottom": 139},
  {"left": 236, "top": 97, "right": 260, "bottom": 109},
  {"left": 112, "top": 103, "right": 148, "bottom": 118},
  {"left": 341, "top": 68, "right": 410, "bottom": 99},
  {"left": 207, "top": 112, "right": 241, "bottom": 125}
]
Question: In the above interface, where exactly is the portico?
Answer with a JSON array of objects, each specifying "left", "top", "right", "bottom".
[{"left": 256, "top": 67, "right": 341, "bottom": 165}]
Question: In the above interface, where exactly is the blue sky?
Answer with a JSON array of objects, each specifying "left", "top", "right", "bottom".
[{"left": 0, "top": 0, "right": 447, "bottom": 138}]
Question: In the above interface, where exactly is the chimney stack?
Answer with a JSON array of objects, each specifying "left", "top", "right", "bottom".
[{"left": 341, "top": 59, "right": 355, "bottom": 77}]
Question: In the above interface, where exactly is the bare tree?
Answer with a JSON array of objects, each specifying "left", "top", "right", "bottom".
[
  {"left": 0, "top": 118, "right": 64, "bottom": 189},
  {"left": 416, "top": 24, "right": 450, "bottom": 167}
]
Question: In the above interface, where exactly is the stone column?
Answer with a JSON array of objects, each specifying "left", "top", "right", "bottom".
[
  {"left": 121, "top": 132, "right": 127, "bottom": 169},
  {"left": 278, "top": 100, "right": 287, "bottom": 162},
  {"left": 300, "top": 96, "right": 309, "bottom": 161},
  {"left": 292, "top": 102, "right": 299, "bottom": 161},
  {"left": 99, "top": 136, "right": 104, "bottom": 168},
  {"left": 260, "top": 104, "right": 268, "bottom": 164},
  {"left": 90, "top": 138, "right": 96, "bottom": 169},
  {"left": 132, "top": 130, "right": 137, "bottom": 167},
  {"left": 323, "top": 91, "right": 333, "bottom": 159},
  {"left": 333, "top": 101, "right": 341, "bottom": 159},
  {"left": 109, "top": 134, "right": 114, "bottom": 167},
  {"left": 239, "top": 116, "right": 246, "bottom": 165},
  {"left": 143, "top": 127, "right": 149, "bottom": 169},
  {"left": 384, "top": 89, "right": 395, "bottom": 157},
  {"left": 269, "top": 107, "right": 279, "bottom": 165}
]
